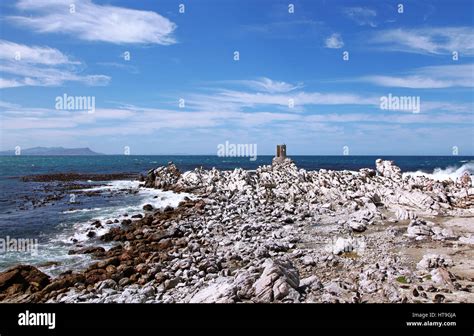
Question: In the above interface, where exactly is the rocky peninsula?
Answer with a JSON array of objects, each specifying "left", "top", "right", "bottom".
[{"left": 1, "top": 157, "right": 473, "bottom": 303}]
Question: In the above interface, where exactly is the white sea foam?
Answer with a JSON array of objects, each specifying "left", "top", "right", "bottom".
[
  {"left": 80, "top": 180, "right": 141, "bottom": 192},
  {"left": 139, "top": 188, "right": 195, "bottom": 209},
  {"left": 55, "top": 188, "right": 194, "bottom": 245},
  {"left": 403, "top": 162, "right": 474, "bottom": 182},
  {"left": 62, "top": 208, "right": 103, "bottom": 214},
  {"left": 37, "top": 184, "right": 196, "bottom": 275}
]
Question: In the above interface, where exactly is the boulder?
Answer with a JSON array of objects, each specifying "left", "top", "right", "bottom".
[
  {"left": 189, "top": 277, "right": 234, "bottom": 303},
  {"left": 299, "top": 275, "right": 322, "bottom": 291},
  {"left": 252, "top": 259, "right": 300, "bottom": 302},
  {"left": 430, "top": 268, "right": 454, "bottom": 287},
  {"left": 406, "top": 219, "right": 433, "bottom": 238},
  {"left": 0, "top": 265, "right": 50, "bottom": 300},
  {"left": 375, "top": 159, "right": 402, "bottom": 180},
  {"left": 68, "top": 246, "right": 105, "bottom": 255},
  {"left": 144, "top": 162, "right": 181, "bottom": 189},
  {"left": 332, "top": 237, "right": 354, "bottom": 255},
  {"left": 417, "top": 254, "right": 453, "bottom": 270},
  {"left": 349, "top": 220, "right": 367, "bottom": 232},
  {"left": 142, "top": 204, "right": 154, "bottom": 211}
]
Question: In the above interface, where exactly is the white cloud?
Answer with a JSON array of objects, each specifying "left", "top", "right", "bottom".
[
  {"left": 370, "top": 27, "right": 474, "bottom": 55},
  {"left": 195, "top": 90, "right": 378, "bottom": 109},
  {"left": 0, "top": 78, "right": 23, "bottom": 89},
  {"left": 224, "top": 77, "right": 303, "bottom": 93},
  {"left": 9, "top": 0, "right": 177, "bottom": 45},
  {"left": 325, "top": 33, "right": 344, "bottom": 49},
  {"left": 1, "top": 99, "right": 470, "bottom": 137},
  {"left": 0, "top": 40, "right": 110, "bottom": 88},
  {"left": 304, "top": 113, "right": 473, "bottom": 124},
  {"left": 343, "top": 7, "right": 377, "bottom": 27},
  {"left": 0, "top": 100, "right": 22, "bottom": 109},
  {"left": 183, "top": 78, "right": 380, "bottom": 112},
  {"left": 0, "top": 39, "right": 74, "bottom": 65},
  {"left": 360, "top": 64, "right": 474, "bottom": 89},
  {"left": 362, "top": 76, "right": 453, "bottom": 89},
  {"left": 422, "top": 101, "right": 472, "bottom": 113},
  {"left": 1, "top": 74, "right": 471, "bottom": 150}
]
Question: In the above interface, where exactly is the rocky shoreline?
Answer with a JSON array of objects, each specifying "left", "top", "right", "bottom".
[{"left": 1, "top": 158, "right": 473, "bottom": 303}]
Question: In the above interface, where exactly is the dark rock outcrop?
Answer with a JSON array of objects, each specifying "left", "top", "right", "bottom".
[{"left": 0, "top": 265, "right": 50, "bottom": 301}]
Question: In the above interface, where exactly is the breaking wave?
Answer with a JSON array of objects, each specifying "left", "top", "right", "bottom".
[{"left": 403, "top": 161, "right": 474, "bottom": 181}]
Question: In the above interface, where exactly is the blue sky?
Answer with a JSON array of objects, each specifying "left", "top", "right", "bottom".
[{"left": 0, "top": 0, "right": 473, "bottom": 155}]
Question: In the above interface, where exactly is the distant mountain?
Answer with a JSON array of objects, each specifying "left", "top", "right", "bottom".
[{"left": 0, "top": 147, "right": 104, "bottom": 156}]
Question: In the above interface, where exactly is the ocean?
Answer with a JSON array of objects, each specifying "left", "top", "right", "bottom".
[{"left": 0, "top": 155, "right": 473, "bottom": 274}]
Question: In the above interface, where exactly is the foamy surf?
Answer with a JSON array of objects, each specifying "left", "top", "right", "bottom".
[
  {"left": 62, "top": 208, "right": 103, "bottom": 214},
  {"left": 403, "top": 161, "right": 474, "bottom": 182},
  {"left": 56, "top": 187, "right": 194, "bottom": 244},
  {"left": 80, "top": 180, "right": 141, "bottom": 192},
  {"left": 34, "top": 184, "right": 195, "bottom": 275}
]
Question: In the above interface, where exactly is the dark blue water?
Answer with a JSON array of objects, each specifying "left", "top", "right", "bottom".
[
  {"left": 2, "top": 155, "right": 473, "bottom": 177},
  {"left": 0, "top": 155, "right": 472, "bottom": 273}
]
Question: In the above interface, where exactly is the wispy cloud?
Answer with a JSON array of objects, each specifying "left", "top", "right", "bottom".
[
  {"left": 184, "top": 78, "right": 381, "bottom": 111},
  {"left": 187, "top": 77, "right": 472, "bottom": 115},
  {"left": 1, "top": 100, "right": 470, "bottom": 136},
  {"left": 221, "top": 77, "right": 303, "bottom": 93},
  {"left": 8, "top": 0, "right": 177, "bottom": 45},
  {"left": 305, "top": 113, "right": 472, "bottom": 124},
  {"left": 207, "top": 90, "right": 378, "bottom": 108},
  {"left": 359, "top": 64, "right": 474, "bottom": 89},
  {"left": 0, "top": 78, "right": 23, "bottom": 88},
  {"left": 422, "top": 101, "right": 473, "bottom": 113},
  {"left": 185, "top": 90, "right": 379, "bottom": 114},
  {"left": 1, "top": 72, "right": 471, "bottom": 152},
  {"left": 0, "top": 73, "right": 378, "bottom": 137},
  {"left": 325, "top": 33, "right": 344, "bottom": 49},
  {"left": 0, "top": 62, "right": 110, "bottom": 88},
  {"left": 370, "top": 27, "right": 474, "bottom": 55},
  {"left": 0, "top": 39, "right": 74, "bottom": 65},
  {"left": 343, "top": 7, "right": 377, "bottom": 27},
  {"left": 0, "top": 40, "right": 110, "bottom": 88}
]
